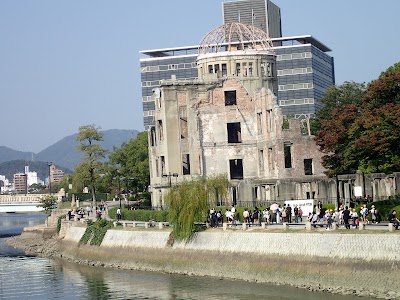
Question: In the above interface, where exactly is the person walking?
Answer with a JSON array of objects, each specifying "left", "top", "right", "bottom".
[
  {"left": 343, "top": 206, "right": 351, "bottom": 229},
  {"left": 371, "top": 205, "right": 378, "bottom": 224},
  {"left": 117, "top": 207, "right": 122, "bottom": 221}
]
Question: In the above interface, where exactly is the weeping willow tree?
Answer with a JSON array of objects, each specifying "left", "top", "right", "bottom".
[{"left": 166, "top": 174, "right": 229, "bottom": 241}]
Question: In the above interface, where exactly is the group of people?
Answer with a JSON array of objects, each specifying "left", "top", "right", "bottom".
[
  {"left": 307, "top": 204, "right": 379, "bottom": 230},
  {"left": 208, "top": 204, "right": 305, "bottom": 227},
  {"left": 208, "top": 201, "right": 395, "bottom": 230},
  {"left": 66, "top": 202, "right": 109, "bottom": 221}
]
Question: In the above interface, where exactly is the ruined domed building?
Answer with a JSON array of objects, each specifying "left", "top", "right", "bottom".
[{"left": 147, "top": 22, "right": 335, "bottom": 207}]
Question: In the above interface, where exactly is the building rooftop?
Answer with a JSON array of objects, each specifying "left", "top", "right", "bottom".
[{"left": 139, "top": 34, "right": 331, "bottom": 60}]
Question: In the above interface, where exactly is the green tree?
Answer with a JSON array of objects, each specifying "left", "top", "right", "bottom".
[
  {"left": 315, "top": 64, "right": 400, "bottom": 175},
  {"left": 38, "top": 195, "right": 57, "bottom": 213},
  {"left": 166, "top": 174, "right": 229, "bottom": 241},
  {"left": 312, "top": 81, "right": 366, "bottom": 134},
  {"left": 348, "top": 65, "right": 400, "bottom": 173},
  {"left": 314, "top": 82, "right": 366, "bottom": 176},
  {"left": 75, "top": 124, "right": 108, "bottom": 207},
  {"left": 28, "top": 183, "right": 46, "bottom": 193},
  {"left": 108, "top": 131, "right": 150, "bottom": 195}
]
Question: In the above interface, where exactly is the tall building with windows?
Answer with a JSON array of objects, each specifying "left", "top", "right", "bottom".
[
  {"left": 222, "top": 0, "right": 282, "bottom": 39},
  {"left": 140, "top": 0, "right": 334, "bottom": 130},
  {"left": 13, "top": 173, "right": 27, "bottom": 194}
]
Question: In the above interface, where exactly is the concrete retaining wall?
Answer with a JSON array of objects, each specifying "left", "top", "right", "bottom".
[
  {"left": 174, "top": 232, "right": 400, "bottom": 261},
  {"left": 61, "top": 225, "right": 400, "bottom": 261},
  {"left": 63, "top": 226, "right": 86, "bottom": 243},
  {"left": 101, "top": 230, "right": 171, "bottom": 248}
]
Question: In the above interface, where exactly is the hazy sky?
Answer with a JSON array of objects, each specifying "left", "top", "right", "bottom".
[{"left": 0, "top": 0, "right": 399, "bottom": 153}]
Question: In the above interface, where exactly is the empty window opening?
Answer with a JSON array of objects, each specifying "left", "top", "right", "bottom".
[
  {"left": 267, "top": 62, "right": 273, "bottom": 77},
  {"left": 306, "top": 191, "right": 316, "bottom": 199},
  {"left": 225, "top": 90, "right": 237, "bottom": 106},
  {"left": 257, "top": 112, "right": 263, "bottom": 134},
  {"left": 180, "top": 117, "right": 188, "bottom": 139},
  {"left": 227, "top": 122, "right": 242, "bottom": 143},
  {"left": 304, "top": 159, "right": 313, "bottom": 175},
  {"left": 266, "top": 110, "right": 272, "bottom": 132},
  {"left": 248, "top": 62, "right": 253, "bottom": 76},
  {"left": 161, "top": 156, "right": 165, "bottom": 175},
  {"left": 259, "top": 149, "right": 264, "bottom": 172},
  {"left": 214, "top": 64, "right": 220, "bottom": 73},
  {"left": 235, "top": 63, "right": 241, "bottom": 76},
  {"left": 208, "top": 65, "right": 213, "bottom": 73},
  {"left": 242, "top": 62, "right": 247, "bottom": 76},
  {"left": 155, "top": 158, "right": 159, "bottom": 177},
  {"left": 232, "top": 187, "right": 237, "bottom": 206},
  {"left": 222, "top": 64, "right": 227, "bottom": 76},
  {"left": 150, "top": 126, "right": 156, "bottom": 146},
  {"left": 284, "top": 143, "right": 292, "bottom": 168},
  {"left": 182, "top": 154, "right": 190, "bottom": 175},
  {"left": 268, "top": 147, "right": 274, "bottom": 171},
  {"left": 261, "top": 63, "right": 265, "bottom": 77},
  {"left": 230, "top": 159, "right": 243, "bottom": 180},
  {"left": 157, "top": 120, "right": 163, "bottom": 141}
]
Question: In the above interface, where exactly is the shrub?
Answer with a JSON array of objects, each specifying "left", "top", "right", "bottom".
[
  {"left": 79, "top": 219, "right": 112, "bottom": 246},
  {"left": 57, "top": 215, "right": 66, "bottom": 233},
  {"left": 108, "top": 207, "right": 169, "bottom": 222}
]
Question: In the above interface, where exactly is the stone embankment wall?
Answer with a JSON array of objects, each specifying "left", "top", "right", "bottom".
[{"left": 61, "top": 225, "right": 400, "bottom": 261}]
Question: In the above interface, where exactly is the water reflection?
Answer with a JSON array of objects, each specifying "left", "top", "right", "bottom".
[
  {"left": 0, "top": 214, "right": 372, "bottom": 300},
  {"left": 0, "top": 213, "right": 47, "bottom": 238}
]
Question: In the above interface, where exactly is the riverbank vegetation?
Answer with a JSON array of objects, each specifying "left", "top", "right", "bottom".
[
  {"left": 166, "top": 174, "right": 229, "bottom": 240},
  {"left": 79, "top": 219, "right": 112, "bottom": 246}
]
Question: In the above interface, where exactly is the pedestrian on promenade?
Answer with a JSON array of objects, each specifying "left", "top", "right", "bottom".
[
  {"left": 371, "top": 205, "right": 378, "bottom": 224},
  {"left": 286, "top": 205, "right": 292, "bottom": 223},
  {"left": 343, "top": 206, "right": 351, "bottom": 229},
  {"left": 117, "top": 207, "right": 122, "bottom": 221}
]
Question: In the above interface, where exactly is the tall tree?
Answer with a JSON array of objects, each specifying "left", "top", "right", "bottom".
[
  {"left": 315, "top": 63, "right": 400, "bottom": 175},
  {"left": 314, "top": 82, "right": 367, "bottom": 176},
  {"left": 108, "top": 131, "right": 150, "bottom": 195},
  {"left": 349, "top": 65, "right": 400, "bottom": 173},
  {"left": 75, "top": 124, "right": 108, "bottom": 207}
]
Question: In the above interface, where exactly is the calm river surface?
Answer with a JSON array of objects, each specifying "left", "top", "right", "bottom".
[{"left": 0, "top": 213, "right": 371, "bottom": 300}]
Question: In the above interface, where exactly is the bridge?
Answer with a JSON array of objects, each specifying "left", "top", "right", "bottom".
[{"left": 0, "top": 194, "right": 45, "bottom": 213}]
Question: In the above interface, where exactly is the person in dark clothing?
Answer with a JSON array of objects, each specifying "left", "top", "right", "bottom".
[
  {"left": 388, "top": 210, "right": 399, "bottom": 229},
  {"left": 286, "top": 205, "right": 292, "bottom": 223},
  {"left": 294, "top": 206, "right": 299, "bottom": 223},
  {"left": 343, "top": 206, "right": 351, "bottom": 229}
]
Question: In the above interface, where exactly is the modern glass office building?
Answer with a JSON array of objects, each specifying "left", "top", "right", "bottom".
[
  {"left": 139, "top": 0, "right": 335, "bottom": 129},
  {"left": 140, "top": 36, "right": 334, "bottom": 129}
]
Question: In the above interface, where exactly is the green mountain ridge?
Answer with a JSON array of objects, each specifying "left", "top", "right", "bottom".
[{"left": 0, "top": 129, "right": 139, "bottom": 173}]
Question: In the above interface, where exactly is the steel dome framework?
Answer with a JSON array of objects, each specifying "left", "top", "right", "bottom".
[{"left": 198, "top": 22, "right": 274, "bottom": 56}]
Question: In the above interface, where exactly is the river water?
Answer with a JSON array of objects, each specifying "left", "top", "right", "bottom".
[{"left": 0, "top": 213, "right": 371, "bottom": 300}]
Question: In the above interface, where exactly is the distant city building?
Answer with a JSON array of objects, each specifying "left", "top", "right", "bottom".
[
  {"left": 139, "top": 0, "right": 334, "bottom": 130},
  {"left": 0, "top": 175, "right": 11, "bottom": 193},
  {"left": 13, "top": 173, "right": 28, "bottom": 194},
  {"left": 26, "top": 171, "right": 42, "bottom": 186},
  {"left": 49, "top": 164, "right": 64, "bottom": 183}
]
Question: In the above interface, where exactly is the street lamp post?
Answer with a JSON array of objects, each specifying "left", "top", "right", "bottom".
[
  {"left": 162, "top": 173, "right": 179, "bottom": 187},
  {"left": 124, "top": 178, "right": 136, "bottom": 208},
  {"left": 47, "top": 162, "right": 52, "bottom": 195},
  {"left": 113, "top": 177, "right": 125, "bottom": 209}
]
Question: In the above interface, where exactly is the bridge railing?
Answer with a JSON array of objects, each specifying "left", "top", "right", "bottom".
[{"left": 0, "top": 194, "right": 42, "bottom": 203}]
